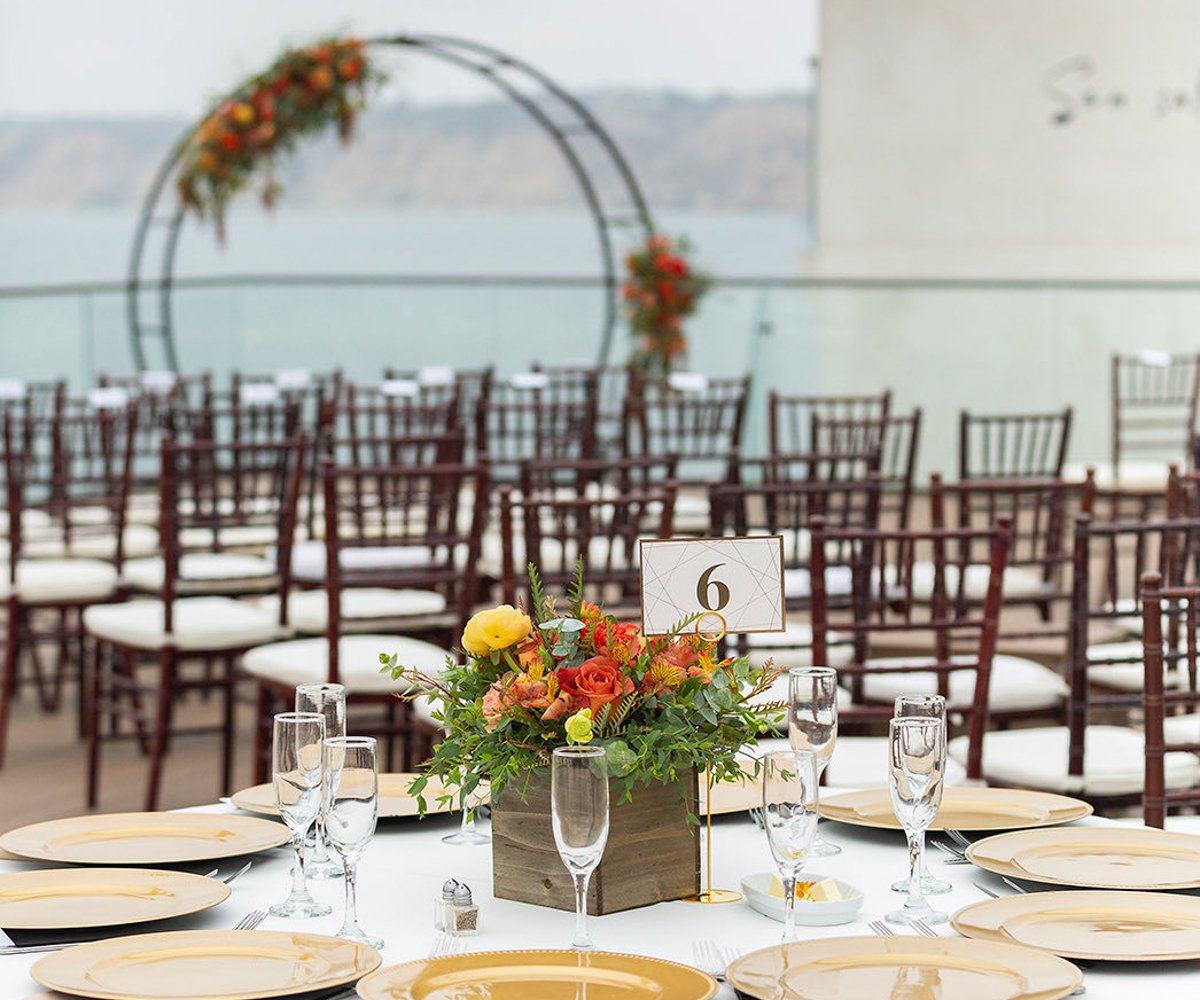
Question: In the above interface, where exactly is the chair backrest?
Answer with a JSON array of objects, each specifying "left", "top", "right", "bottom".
[
  {"left": 98, "top": 371, "right": 211, "bottom": 408},
  {"left": 811, "top": 409, "right": 921, "bottom": 528},
  {"left": 768, "top": 389, "right": 892, "bottom": 454},
  {"left": 1140, "top": 572, "right": 1200, "bottom": 827},
  {"left": 501, "top": 457, "right": 677, "bottom": 608},
  {"left": 3, "top": 405, "right": 138, "bottom": 574},
  {"left": 475, "top": 373, "right": 599, "bottom": 479},
  {"left": 958, "top": 407, "right": 1073, "bottom": 480},
  {"left": 382, "top": 366, "right": 493, "bottom": 458},
  {"left": 624, "top": 374, "right": 750, "bottom": 482},
  {"left": 809, "top": 515, "right": 1013, "bottom": 780},
  {"left": 177, "top": 398, "right": 303, "bottom": 448},
  {"left": 320, "top": 395, "right": 460, "bottom": 459},
  {"left": 532, "top": 362, "right": 631, "bottom": 456},
  {"left": 1112, "top": 352, "right": 1200, "bottom": 470},
  {"left": 320, "top": 455, "right": 488, "bottom": 681}
]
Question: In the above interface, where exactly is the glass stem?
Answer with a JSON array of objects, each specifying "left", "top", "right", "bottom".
[
  {"left": 571, "top": 872, "right": 592, "bottom": 949},
  {"left": 461, "top": 806, "right": 474, "bottom": 836},
  {"left": 340, "top": 857, "right": 359, "bottom": 936},
  {"left": 290, "top": 830, "right": 309, "bottom": 900},
  {"left": 905, "top": 828, "right": 925, "bottom": 909},
  {"left": 781, "top": 874, "right": 797, "bottom": 942},
  {"left": 311, "top": 814, "right": 329, "bottom": 864}
]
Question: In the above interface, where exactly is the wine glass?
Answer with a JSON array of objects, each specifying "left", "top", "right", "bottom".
[
  {"left": 885, "top": 716, "right": 948, "bottom": 926},
  {"left": 324, "top": 736, "right": 383, "bottom": 949},
  {"left": 296, "top": 683, "right": 346, "bottom": 880},
  {"left": 551, "top": 745, "right": 610, "bottom": 950},
  {"left": 890, "top": 695, "right": 951, "bottom": 895},
  {"left": 762, "top": 749, "right": 820, "bottom": 943},
  {"left": 788, "top": 666, "right": 840, "bottom": 857},
  {"left": 443, "top": 778, "right": 491, "bottom": 845},
  {"left": 270, "top": 712, "right": 332, "bottom": 918}
]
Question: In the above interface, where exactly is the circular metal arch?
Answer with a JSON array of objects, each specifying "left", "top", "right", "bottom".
[{"left": 127, "top": 33, "right": 654, "bottom": 373}]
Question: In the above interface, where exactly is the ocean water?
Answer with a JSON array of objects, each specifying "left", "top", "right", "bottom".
[{"left": 2, "top": 206, "right": 1199, "bottom": 473}]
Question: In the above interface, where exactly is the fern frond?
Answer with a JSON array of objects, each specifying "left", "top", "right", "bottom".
[
  {"left": 567, "top": 557, "right": 586, "bottom": 616},
  {"left": 527, "top": 563, "right": 548, "bottom": 622}
]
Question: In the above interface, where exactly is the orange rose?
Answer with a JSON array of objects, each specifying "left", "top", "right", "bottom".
[
  {"left": 556, "top": 656, "right": 634, "bottom": 713},
  {"left": 481, "top": 674, "right": 549, "bottom": 731},
  {"left": 591, "top": 621, "right": 645, "bottom": 664},
  {"left": 307, "top": 65, "right": 334, "bottom": 94}
]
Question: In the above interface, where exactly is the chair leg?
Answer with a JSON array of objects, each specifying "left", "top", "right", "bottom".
[
  {"left": 85, "top": 638, "right": 104, "bottom": 809},
  {"left": 252, "top": 684, "right": 271, "bottom": 785},
  {"left": 144, "top": 649, "right": 177, "bottom": 813},
  {"left": 0, "top": 599, "right": 20, "bottom": 769},
  {"left": 220, "top": 656, "right": 236, "bottom": 797}
]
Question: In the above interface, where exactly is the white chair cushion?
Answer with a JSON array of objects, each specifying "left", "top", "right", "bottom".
[
  {"left": 21, "top": 524, "right": 160, "bottom": 561},
  {"left": 290, "top": 540, "right": 434, "bottom": 584},
  {"left": 0, "top": 558, "right": 119, "bottom": 603},
  {"left": 750, "top": 736, "right": 971, "bottom": 789},
  {"left": 1162, "top": 712, "right": 1200, "bottom": 745},
  {"left": 948, "top": 725, "right": 1200, "bottom": 796},
  {"left": 1086, "top": 640, "right": 1180, "bottom": 691},
  {"left": 255, "top": 588, "right": 447, "bottom": 634},
  {"left": 179, "top": 525, "right": 278, "bottom": 549},
  {"left": 908, "top": 562, "right": 1051, "bottom": 602},
  {"left": 783, "top": 566, "right": 854, "bottom": 600},
  {"left": 856, "top": 653, "right": 1068, "bottom": 714},
  {"left": 1063, "top": 460, "right": 1170, "bottom": 492},
  {"left": 744, "top": 622, "right": 855, "bottom": 670},
  {"left": 672, "top": 491, "right": 711, "bottom": 532},
  {"left": 242, "top": 634, "right": 452, "bottom": 695},
  {"left": 123, "top": 553, "right": 277, "bottom": 593},
  {"left": 83, "top": 596, "right": 283, "bottom": 651}
]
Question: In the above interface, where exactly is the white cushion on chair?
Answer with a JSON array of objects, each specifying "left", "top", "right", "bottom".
[
  {"left": 242, "top": 634, "right": 451, "bottom": 694},
  {"left": 909, "top": 562, "right": 1052, "bottom": 601},
  {"left": 948, "top": 725, "right": 1200, "bottom": 796},
  {"left": 290, "top": 539, "right": 434, "bottom": 583},
  {"left": 856, "top": 653, "right": 1068, "bottom": 714},
  {"left": 255, "top": 588, "right": 447, "bottom": 634},
  {"left": 123, "top": 553, "right": 277, "bottom": 592},
  {"left": 744, "top": 622, "right": 855, "bottom": 670},
  {"left": 672, "top": 492, "right": 711, "bottom": 532},
  {"left": 0, "top": 558, "right": 119, "bottom": 603},
  {"left": 1063, "top": 460, "right": 1170, "bottom": 492},
  {"left": 83, "top": 596, "right": 283, "bottom": 651},
  {"left": 783, "top": 566, "right": 854, "bottom": 600},
  {"left": 22, "top": 524, "right": 160, "bottom": 561},
  {"left": 1163, "top": 713, "right": 1200, "bottom": 745},
  {"left": 749, "top": 736, "right": 971, "bottom": 789},
  {"left": 180, "top": 525, "right": 278, "bottom": 550},
  {"left": 1086, "top": 640, "right": 1179, "bottom": 691}
]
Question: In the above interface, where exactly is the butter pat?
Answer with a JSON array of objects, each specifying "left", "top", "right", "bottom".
[{"left": 767, "top": 875, "right": 842, "bottom": 901}]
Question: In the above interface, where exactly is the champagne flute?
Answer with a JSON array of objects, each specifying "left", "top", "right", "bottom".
[
  {"left": 890, "top": 695, "right": 951, "bottom": 895},
  {"left": 270, "top": 712, "right": 332, "bottom": 918},
  {"left": 788, "top": 666, "right": 840, "bottom": 856},
  {"left": 324, "top": 736, "right": 383, "bottom": 949},
  {"left": 296, "top": 683, "right": 346, "bottom": 879},
  {"left": 885, "top": 716, "right": 948, "bottom": 926},
  {"left": 762, "top": 749, "right": 820, "bottom": 943},
  {"left": 551, "top": 745, "right": 610, "bottom": 950}
]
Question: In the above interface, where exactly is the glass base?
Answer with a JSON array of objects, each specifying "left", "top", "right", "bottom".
[
  {"left": 269, "top": 896, "right": 332, "bottom": 919},
  {"left": 891, "top": 873, "right": 952, "bottom": 895},
  {"left": 884, "top": 905, "right": 948, "bottom": 926},
  {"left": 442, "top": 827, "right": 491, "bottom": 845},
  {"left": 306, "top": 855, "right": 344, "bottom": 880},
  {"left": 807, "top": 835, "right": 842, "bottom": 857},
  {"left": 340, "top": 928, "right": 384, "bottom": 949}
]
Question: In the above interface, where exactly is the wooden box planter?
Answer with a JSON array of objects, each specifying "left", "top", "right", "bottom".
[{"left": 491, "top": 767, "right": 700, "bottom": 915}]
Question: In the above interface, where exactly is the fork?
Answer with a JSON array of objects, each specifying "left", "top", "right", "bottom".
[
  {"left": 221, "top": 861, "right": 253, "bottom": 885},
  {"left": 912, "top": 918, "right": 939, "bottom": 937},
  {"left": 945, "top": 828, "right": 973, "bottom": 850},
  {"left": 930, "top": 839, "right": 972, "bottom": 864},
  {"left": 691, "top": 939, "right": 740, "bottom": 981},
  {"left": 429, "top": 933, "right": 465, "bottom": 958},
  {"left": 747, "top": 807, "right": 764, "bottom": 829},
  {"left": 232, "top": 909, "right": 267, "bottom": 931},
  {"left": 868, "top": 919, "right": 895, "bottom": 937}
]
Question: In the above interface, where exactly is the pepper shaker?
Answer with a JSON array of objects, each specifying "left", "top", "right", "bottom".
[{"left": 448, "top": 881, "right": 479, "bottom": 935}]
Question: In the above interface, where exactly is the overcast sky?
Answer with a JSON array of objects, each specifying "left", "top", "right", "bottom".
[{"left": 0, "top": 1, "right": 818, "bottom": 118}]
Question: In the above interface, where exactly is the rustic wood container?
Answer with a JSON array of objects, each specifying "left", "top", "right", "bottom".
[{"left": 491, "top": 767, "right": 700, "bottom": 915}]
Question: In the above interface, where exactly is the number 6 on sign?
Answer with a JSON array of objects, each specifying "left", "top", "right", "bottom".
[{"left": 639, "top": 536, "right": 786, "bottom": 636}]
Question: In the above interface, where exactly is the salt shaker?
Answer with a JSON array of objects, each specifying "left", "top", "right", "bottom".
[
  {"left": 448, "top": 881, "right": 479, "bottom": 935},
  {"left": 434, "top": 878, "right": 460, "bottom": 931}
]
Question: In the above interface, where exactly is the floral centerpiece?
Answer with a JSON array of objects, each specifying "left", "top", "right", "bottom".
[
  {"left": 381, "top": 567, "right": 783, "bottom": 913},
  {"left": 623, "top": 233, "right": 712, "bottom": 376},
  {"left": 176, "top": 36, "right": 384, "bottom": 240}
]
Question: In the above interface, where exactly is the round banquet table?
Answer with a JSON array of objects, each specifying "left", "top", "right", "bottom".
[{"left": 1, "top": 794, "right": 1193, "bottom": 999}]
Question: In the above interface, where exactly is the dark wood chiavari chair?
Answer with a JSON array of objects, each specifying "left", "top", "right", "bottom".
[
  {"left": 246, "top": 452, "right": 488, "bottom": 777},
  {"left": 958, "top": 407, "right": 1073, "bottom": 480},
  {"left": 767, "top": 389, "right": 892, "bottom": 455},
  {"left": 532, "top": 362, "right": 631, "bottom": 457},
  {"left": 382, "top": 365, "right": 493, "bottom": 460},
  {"left": 1141, "top": 572, "right": 1200, "bottom": 828},
  {"left": 1112, "top": 351, "right": 1200, "bottom": 473},
  {"left": 808, "top": 514, "right": 1013, "bottom": 783},
  {"left": 83, "top": 434, "right": 307, "bottom": 810}
]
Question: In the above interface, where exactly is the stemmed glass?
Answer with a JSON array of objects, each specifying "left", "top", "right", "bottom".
[
  {"left": 270, "top": 712, "right": 332, "bottom": 918},
  {"left": 443, "top": 778, "right": 491, "bottom": 846},
  {"left": 788, "top": 667, "right": 840, "bottom": 857},
  {"left": 890, "top": 695, "right": 951, "bottom": 895},
  {"left": 324, "top": 736, "right": 384, "bottom": 949},
  {"left": 296, "top": 683, "right": 346, "bottom": 879},
  {"left": 885, "top": 716, "right": 948, "bottom": 926},
  {"left": 551, "top": 745, "right": 610, "bottom": 950},
  {"left": 762, "top": 749, "right": 820, "bottom": 943}
]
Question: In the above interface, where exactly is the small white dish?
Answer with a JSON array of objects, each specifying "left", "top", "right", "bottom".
[{"left": 740, "top": 871, "right": 863, "bottom": 926}]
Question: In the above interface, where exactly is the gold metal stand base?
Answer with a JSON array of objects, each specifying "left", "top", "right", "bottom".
[{"left": 682, "top": 888, "right": 743, "bottom": 904}]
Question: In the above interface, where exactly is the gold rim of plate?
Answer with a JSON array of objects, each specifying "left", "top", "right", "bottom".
[
  {"left": 726, "top": 935, "right": 1081, "bottom": 1000},
  {"left": 355, "top": 950, "right": 718, "bottom": 1000},
  {"left": 966, "top": 827, "right": 1200, "bottom": 890},
  {"left": 952, "top": 889, "right": 1200, "bottom": 961},
  {"left": 819, "top": 787, "right": 1093, "bottom": 831},
  {"left": 31, "top": 929, "right": 382, "bottom": 1000},
  {"left": 0, "top": 813, "right": 290, "bottom": 865},
  {"left": 0, "top": 868, "right": 229, "bottom": 930},
  {"left": 230, "top": 773, "right": 487, "bottom": 819}
]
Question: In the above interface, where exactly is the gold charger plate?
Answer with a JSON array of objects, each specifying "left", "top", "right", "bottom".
[
  {"left": 819, "top": 787, "right": 1093, "bottom": 831},
  {"left": 356, "top": 950, "right": 718, "bottom": 1000},
  {"left": 230, "top": 773, "right": 487, "bottom": 819},
  {"left": 0, "top": 868, "right": 229, "bottom": 930},
  {"left": 31, "top": 929, "right": 381, "bottom": 1000},
  {"left": 0, "top": 813, "right": 289, "bottom": 865},
  {"left": 952, "top": 889, "right": 1200, "bottom": 961},
  {"left": 967, "top": 827, "right": 1200, "bottom": 890},
  {"left": 726, "top": 935, "right": 1081, "bottom": 1000}
]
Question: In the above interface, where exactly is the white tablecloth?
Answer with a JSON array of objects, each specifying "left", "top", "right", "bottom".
[{"left": 2, "top": 795, "right": 1194, "bottom": 998}]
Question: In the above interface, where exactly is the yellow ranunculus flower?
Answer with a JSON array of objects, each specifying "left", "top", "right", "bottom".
[
  {"left": 461, "top": 605, "right": 533, "bottom": 656},
  {"left": 565, "top": 708, "right": 594, "bottom": 745}
]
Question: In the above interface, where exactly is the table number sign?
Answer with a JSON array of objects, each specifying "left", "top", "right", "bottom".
[{"left": 639, "top": 536, "right": 786, "bottom": 636}]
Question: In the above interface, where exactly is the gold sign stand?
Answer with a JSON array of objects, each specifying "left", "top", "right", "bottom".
[{"left": 683, "top": 611, "right": 742, "bottom": 904}]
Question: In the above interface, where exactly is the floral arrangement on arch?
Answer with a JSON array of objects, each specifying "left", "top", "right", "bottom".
[
  {"left": 380, "top": 565, "right": 783, "bottom": 811},
  {"left": 176, "top": 36, "right": 384, "bottom": 239},
  {"left": 623, "top": 233, "right": 712, "bottom": 376}
]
